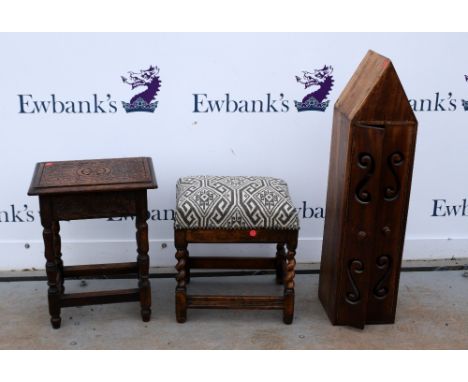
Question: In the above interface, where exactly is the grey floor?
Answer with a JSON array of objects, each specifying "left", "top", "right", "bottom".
[{"left": 0, "top": 269, "right": 466, "bottom": 349}]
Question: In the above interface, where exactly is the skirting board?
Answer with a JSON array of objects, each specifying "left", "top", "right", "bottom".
[{"left": 1, "top": 237, "right": 468, "bottom": 270}]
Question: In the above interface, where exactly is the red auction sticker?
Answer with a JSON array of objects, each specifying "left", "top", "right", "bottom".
[{"left": 249, "top": 230, "right": 257, "bottom": 237}]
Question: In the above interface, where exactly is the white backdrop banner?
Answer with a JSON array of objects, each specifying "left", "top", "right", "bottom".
[{"left": 1, "top": 33, "right": 468, "bottom": 269}]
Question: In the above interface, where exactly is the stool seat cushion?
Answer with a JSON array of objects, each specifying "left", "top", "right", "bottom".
[{"left": 175, "top": 176, "right": 299, "bottom": 230}]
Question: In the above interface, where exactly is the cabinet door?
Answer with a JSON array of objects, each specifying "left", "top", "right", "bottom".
[
  {"left": 367, "top": 122, "right": 417, "bottom": 323},
  {"left": 338, "top": 123, "right": 385, "bottom": 328}
]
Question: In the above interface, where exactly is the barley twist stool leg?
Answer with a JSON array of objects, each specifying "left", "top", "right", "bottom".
[
  {"left": 185, "top": 249, "right": 191, "bottom": 284},
  {"left": 283, "top": 234, "right": 297, "bottom": 324},
  {"left": 175, "top": 230, "right": 188, "bottom": 323},
  {"left": 275, "top": 243, "right": 285, "bottom": 285}
]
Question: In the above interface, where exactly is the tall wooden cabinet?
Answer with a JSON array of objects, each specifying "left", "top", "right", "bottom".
[{"left": 318, "top": 50, "right": 418, "bottom": 328}]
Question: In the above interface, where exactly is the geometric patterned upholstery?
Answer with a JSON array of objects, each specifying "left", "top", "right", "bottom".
[{"left": 175, "top": 176, "right": 300, "bottom": 230}]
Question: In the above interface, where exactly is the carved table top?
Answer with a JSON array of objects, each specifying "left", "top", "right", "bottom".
[{"left": 28, "top": 157, "right": 157, "bottom": 195}]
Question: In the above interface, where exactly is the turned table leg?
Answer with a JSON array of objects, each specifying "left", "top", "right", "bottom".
[
  {"left": 40, "top": 200, "right": 61, "bottom": 329},
  {"left": 52, "top": 221, "right": 64, "bottom": 294},
  {"left": 136, "top": 192, "right": 151, "bottom": 322},
  {"left": 175, "top": 230, "right": 188, "bottom": 323},
  {"left": 283, "top": 235, "right": 297, "bottom": 325}
]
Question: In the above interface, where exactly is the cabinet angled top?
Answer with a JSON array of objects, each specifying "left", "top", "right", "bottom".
[{"left": 335, "top": 50, "right": 417, "bottom": 125}]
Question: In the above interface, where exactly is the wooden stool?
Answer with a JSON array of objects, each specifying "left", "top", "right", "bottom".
[
  {"left": 28, "top": 157, "right": 157, "bottom": 329},
  {"left": 174, "top": 176, "right": 299, "bottom": 324}
]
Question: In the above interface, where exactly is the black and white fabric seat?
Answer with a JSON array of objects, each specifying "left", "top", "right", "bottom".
[{"left": 175, "top": 175, "right": 299, "bottom": 230}]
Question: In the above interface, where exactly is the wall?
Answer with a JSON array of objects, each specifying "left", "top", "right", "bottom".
[{"left": 1, "top": 33, "right": 467, "bottom": 269}]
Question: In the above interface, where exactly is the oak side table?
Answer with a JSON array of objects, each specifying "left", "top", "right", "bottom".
[{"left": 28, "top": 157, "right": 157, "bottom": 329}]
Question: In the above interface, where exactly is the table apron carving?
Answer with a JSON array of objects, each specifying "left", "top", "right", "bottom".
[{"left": 44, "top": 191, "right": 141, "bottom": 221}]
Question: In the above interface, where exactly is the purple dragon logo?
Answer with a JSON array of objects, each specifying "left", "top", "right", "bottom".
[
  {"left": 121, "top": 65, "right": 161, "bottom": 113},
  {"left": 463, "top": 74, "right": 468, "bottom": 111},
  {"left": 294, "top": 65, "right": 334, "bottom": 112}
]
